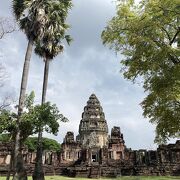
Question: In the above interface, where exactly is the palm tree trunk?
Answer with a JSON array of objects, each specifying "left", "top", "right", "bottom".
[
  {"left": 33, "top": 57, "right": 50, "bottom": 180},
  {"left": 13, "top": 37, "right": 34, "bottom": 180},
  {"left": 41, "top": 58, "right": 50, "bottom": 104}
]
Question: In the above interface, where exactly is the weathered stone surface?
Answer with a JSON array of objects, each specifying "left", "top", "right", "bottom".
[{"left": 79, "top": 94, "right": 108, "bottom": 149}]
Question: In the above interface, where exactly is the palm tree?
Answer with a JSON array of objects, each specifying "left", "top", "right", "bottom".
[
  {"left": 32, "top": 1, "right": 72, "bottom": 180},
  {"left": 12, "top": 0, "right": 48, "bottom": 179}
]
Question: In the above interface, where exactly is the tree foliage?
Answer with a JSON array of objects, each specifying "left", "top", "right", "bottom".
[
  {"left": 0, "top": 133, "right": 11, "bottom": 142},
  {"left": 34, "top": 0, "right": 72, "bottom": 60},
  {"left": 0, "top": 92, "right": 68, "bottom": 143},
  {"left": 12, "top": 0, "right": 47, "bottom": 40},
  {"left": 22, "top": 101, "right": 68, "bottom": 136},
  {"left": 0, "top": 135, "right": 61, "bottom": 152},
  {"left": 102, "top": 0, "right": 180, "bottom": 143},
  {"left": 24, "top": 137, "right": 61, "bottom": 152}
]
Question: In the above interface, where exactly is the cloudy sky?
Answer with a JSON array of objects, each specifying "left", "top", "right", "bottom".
[{"left": 0, "top": 0, "right": 175, "bottom": 150}]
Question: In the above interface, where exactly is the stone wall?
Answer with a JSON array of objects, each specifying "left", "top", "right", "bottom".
[
  {"left": 61, "top": 140, "right": 180, "bottom": 177},
  {"left": 0, "top": 143, "right": 59, "bottom": 166},
  {"left": 0, "top": 143, "right": 11, "bottom": 165},
  {"left": 0, "top": 141, "right": 179, "bottom": 177}
]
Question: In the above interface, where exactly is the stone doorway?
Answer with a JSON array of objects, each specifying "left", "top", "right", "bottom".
[{"left": 92, "top": 154, "right": 97, "bottom": 162}]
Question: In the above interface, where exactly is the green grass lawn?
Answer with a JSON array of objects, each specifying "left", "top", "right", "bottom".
[{"left": 0, "top": 176, "right": 179, "bottom": 180}]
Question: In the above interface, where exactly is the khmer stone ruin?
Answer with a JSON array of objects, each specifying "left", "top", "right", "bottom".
[{"left": 0, "top": 94, "right": 180, "bottom": 177}]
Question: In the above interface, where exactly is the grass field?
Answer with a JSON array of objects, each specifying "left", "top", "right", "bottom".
[{"left": 0, "top": 176, "right": 179, "bottom": 180}]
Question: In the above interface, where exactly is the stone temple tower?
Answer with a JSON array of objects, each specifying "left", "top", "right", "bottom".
[{"left": 79, "top": 94, "right": 108, "bottom": 148}]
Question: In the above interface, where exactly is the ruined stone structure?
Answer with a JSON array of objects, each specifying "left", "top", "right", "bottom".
[
  {"left": 79, "top": 94, "right": 108, "bottom": 149},
  {"left": 0, "top": 143, "right": 12, "bottom": 165},
  {"left": 60, "top": 94, "right": 180, "bottom": 178},
  {"left": 0, "top": 94, "right": 180, "bottom": 177},
  {"left": 0, "top": 143, "right": 59, "bottom": 176},
  {"left": 60, "top": 94, "right": 126, "bottom": 167}
]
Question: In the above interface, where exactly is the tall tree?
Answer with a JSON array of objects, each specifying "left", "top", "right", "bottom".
[
  {"left": 12, "top": 0, "right": 47, "bottom": 179},
  {"left": 0, "top": 92, "right": 67, "bottom": 179},
  {"left": 102, "top": 0, "right": 180, "bottom": 143},
  {"left": 33, "top": 1, "right": 72, "bottom": 179}
]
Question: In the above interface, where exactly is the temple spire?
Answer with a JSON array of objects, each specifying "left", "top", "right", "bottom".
[{"left": 79, "top": 94, "right": 108, "bottom": 148}]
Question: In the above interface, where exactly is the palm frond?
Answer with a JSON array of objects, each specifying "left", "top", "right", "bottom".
[
  {"left": 32, "top": 0, "right": 73, "bottom": 59},
  {"left": 65, "top": 35, "right": 73, "bottom": 45},
  {"left": 12, "top": 0, "right": 25, "bottom": 20}
]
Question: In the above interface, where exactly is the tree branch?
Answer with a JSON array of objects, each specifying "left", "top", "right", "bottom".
[
  {"left": 161, "top": 27, "right": 171, "bottom": 42},
  {"left": 170, "top": 28, "right": 180, "bottom": 46},
  {"left": 0, "top": 96, "right": 13, "bottom": 111},
  {"left": 0, "top": 17, "right": 16, "bottom": 40},
  {"left": 158, "top": 6, "right": 180, "bottom": 15},
  {"left": 169, "top": 54, "right": 180, "bottom": 64},
  {"left": 152, "top": 39, "right": 180, "bottom": 64}
]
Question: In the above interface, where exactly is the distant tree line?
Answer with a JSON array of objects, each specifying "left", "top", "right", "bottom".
[{"left": 0, "top": 134, "right": 61, "bottom": 153}]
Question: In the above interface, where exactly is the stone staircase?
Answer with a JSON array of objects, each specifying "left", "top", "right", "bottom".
[{"left": 89, "top": 165, "right": 101, "bottom": 178}]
